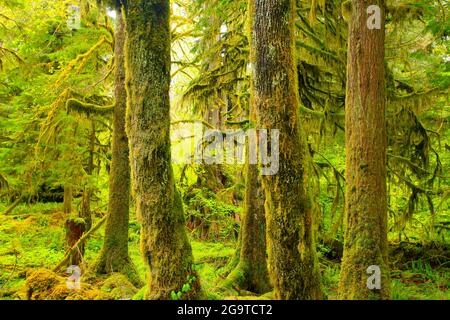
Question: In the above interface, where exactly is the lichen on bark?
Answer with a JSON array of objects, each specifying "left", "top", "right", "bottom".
[
  {"left": 249, "top": 0, "right": 323, "bottom": 299},
  {"left": 124, "top": 0, "right": 201, "bottom": 299}
]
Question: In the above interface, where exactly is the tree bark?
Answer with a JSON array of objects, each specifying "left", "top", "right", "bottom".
[
  {"left": 63, "top": 185, "right": 72, "bottom": 214},
  {"left": 80, "top": 121, "right": 95, "bottom": 231},
  {"left": 225, "top": 160, "right": 271, "bottom": 294},
  {"left": 338, "top": 0, "right": 390, "bottom": 299},
  {"left": 249, "top": 0, "right": 323, "bottom": 299},
  {"left": 124, "top": 0, "right": 201, "bottom": 299},
  {"left": 56, "top": 215, "right": 107, "bottom": 272},
  {"left": 80, "top": 188, "right": 92, "bottom": 230},
  {"left": 65, "top": 217, "right": 86, "bottom": 266},
  {"left": 95, "top": 8, "right": 139, "bottom": 285}
]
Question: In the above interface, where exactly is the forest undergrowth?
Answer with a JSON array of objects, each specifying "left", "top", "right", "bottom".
[{"left": 0, "top": 203, "right": 448, "bottom": 300}]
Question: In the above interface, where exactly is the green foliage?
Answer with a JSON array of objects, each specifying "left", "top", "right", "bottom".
[
  {"left": 132, "top": 285, "right": 147, "bottom": 300},
  {"left": 170, "top": 275, "right": 197, "bottom": 300},
  {"left": 321, "top": 264, "right": 340, "bottom": 299},
  {"left": 391, "top": 265, "right": 450, "bottom": 300},
  {"left": 185, "top": 187, "right": 241, "bottom": 240},
  {"left": 0, "top": 203, "right": 448, "bottom": 300},
  {"left": 0, "top": 0, "right": 113, "bottom": 204}
]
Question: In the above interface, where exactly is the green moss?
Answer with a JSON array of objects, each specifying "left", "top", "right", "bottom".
[
  {"left": 101, "top": 273, "right": 138, "bottom": 300},
  {"left": 132, "top": 285, "right": 147, "bottom": 300},
  {"left": 66, "top": 215, "right": 86, "bottom": 226},
  {"left": 66, "top": 98, "right": 114, "bottom": 116},
  {"left": 24, "top": 268, "right": 113, "bottom": 300},
  {"left": 341, "top": 1, "right": 352, "bottom": 22},
  {"left": 192, "top": 241, "right": 235, "bottom": 264},
  {"left": 25, "top": 269, "right": 62, "bottom": 297}
]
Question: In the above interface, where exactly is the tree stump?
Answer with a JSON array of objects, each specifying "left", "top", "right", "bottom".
[{"left": 65, "top": 217, "right": 86, "bottom": 267}]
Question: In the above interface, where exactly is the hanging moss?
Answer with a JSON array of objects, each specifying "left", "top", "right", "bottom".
[
  {"left": 55, "top": 36, "right": 112, "bottom": 87},
  {"left": 66, "top": 98, "right": 114, "bottom": 116}
]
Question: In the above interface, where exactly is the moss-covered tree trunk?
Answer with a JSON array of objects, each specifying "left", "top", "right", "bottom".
[
  {"left": 249, "top": 0, "right": 322, "bottom": 299},
  {"left": 124, "top": 0, "right": 201, "bottom": 299},
  {"left": 95, "top": 8, "right": 139, "bottom": 285},
  {"left": 80, "top": 188, "right": 92, "bottom": 230},
  {"left": 225, "top": 159, "right": 270, "bottom": 294},
  {"left": 63, "top": 185, "right": 72, "bottom": 214},
  {"left": 224, "top": 80, "right": 270, "bottom": 293},
  {"left": 80, "top": 122, "right": 95, "bottom": 231},
  {"left": 338, "top": 0, "right": 390, "bottom": 300}
]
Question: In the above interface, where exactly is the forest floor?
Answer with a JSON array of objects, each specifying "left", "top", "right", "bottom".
[{"left": 0, "top": 203, "right": 449, "bottom": 300}]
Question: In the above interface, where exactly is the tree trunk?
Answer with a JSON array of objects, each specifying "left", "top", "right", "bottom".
[
  {"left": 338, "top": 0, "right": 390, "bottom": 299},
  {"left": 225, "top": 160, "right": 271, "bottom": 294},
  {"left": 80, "top": 122, "right": 95, "bottom": 231},
  {"left": 65, "top": 217, "right": 86, "bottom": 266},
  {"left": 95, "top": 8, "right": 139, "bottom": 286},
  {"left": 249, "top": 0, "right": 322, "bottom": 299},
  {"left": 63, "top": 185, "right": 72, "bottom": 214},
  {"left": 55, "top": 215, "right": 107, "bottom": 272},
  {"left": 124, "top": 0, "right": 201, "bottom": 299},
  {"left": 80, "top": 188, "right": 92, "bottom": 230}
]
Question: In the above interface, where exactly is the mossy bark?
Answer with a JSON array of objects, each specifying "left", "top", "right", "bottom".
[
  {"left": 80, "top": 121, "right": 95, "bottom": 231},
  {"left": 249, "top": 0, "right": 322, "bottom": 299},
  {"left": 63, "top": 185, "right": 72, "bottom": 214},
  {"left": 338, "top": 0, "right": 390, "bottom": 300},
  {"left": 225, "top": 160, "right": 271, "bottom": 294},
  {"left": 80, "top": 188, "right": 92, "bottom": 230},
  {"left": 124, "top": 1, "right": 201, "bottom": 299},
  {"left": 95, "top": 9, "right": 140, "bottom": 286}
]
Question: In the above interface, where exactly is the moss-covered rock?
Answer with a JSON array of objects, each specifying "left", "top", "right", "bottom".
[
  {"left": 24, "top": 268, "right": 113, "bottom": 300},
  {"left": 25, "top": 269, "right": 63, "bottom": 299},
  {"left": 100, "top": 273, "right": 138, "bottom": 300}
]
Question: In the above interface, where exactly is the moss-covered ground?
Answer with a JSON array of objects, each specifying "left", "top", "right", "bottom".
[{"left": 0, "top": 203, "right": 448, "bottom": 300}]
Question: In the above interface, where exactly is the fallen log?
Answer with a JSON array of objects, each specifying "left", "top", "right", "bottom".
[{"left": 2, "top": 198, "right": 21, "bottom": 215}]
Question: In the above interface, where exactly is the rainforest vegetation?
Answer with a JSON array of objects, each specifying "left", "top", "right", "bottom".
[{"left": 0, "top": 0, "right": 448, "bottom": 300}]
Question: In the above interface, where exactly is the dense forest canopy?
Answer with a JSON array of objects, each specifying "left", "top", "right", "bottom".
[{"left": 0, "top": 0, "right": 448, "bottom": 301}]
